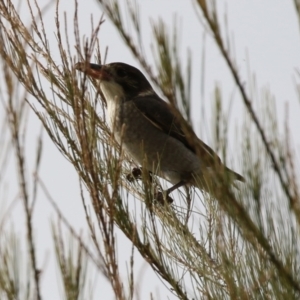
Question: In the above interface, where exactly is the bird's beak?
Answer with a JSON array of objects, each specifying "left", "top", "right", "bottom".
[{"left": 74, "top": 62, "right": 111, "bottom": 81}]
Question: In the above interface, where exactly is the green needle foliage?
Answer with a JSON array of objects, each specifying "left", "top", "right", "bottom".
[{"left": 0, "top": 0, "right": 299, "bottom": 299}]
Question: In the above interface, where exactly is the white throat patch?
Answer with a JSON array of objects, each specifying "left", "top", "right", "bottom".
[{"left": 100, "top": 81, "right": 124, "bottom": 131}]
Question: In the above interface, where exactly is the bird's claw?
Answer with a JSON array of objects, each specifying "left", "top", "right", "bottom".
[
  {"left": 154, "top": 191, "right": 173, "bottom": 205},
  {"left": 126, "top": 167, "right": 153, "bottom": 183},
  {"left": 126, "top": 167, "right": 142, "bottom": 182}
]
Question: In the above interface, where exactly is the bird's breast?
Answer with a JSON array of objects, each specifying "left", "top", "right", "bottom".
[
  {"left": 106, "top": 97, "right": 121, "bottom": 132},
  {"left": 112, "top": 101, "right": 202, "bottom": 184}
]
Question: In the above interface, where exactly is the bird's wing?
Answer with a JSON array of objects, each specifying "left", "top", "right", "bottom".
[{"left": 131, "top": 95, "right": 222, "bottom": 166}]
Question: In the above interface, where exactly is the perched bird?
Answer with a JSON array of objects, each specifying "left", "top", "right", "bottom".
[{"left": 75, "top": 61, "right": 244, "bottom": 201}]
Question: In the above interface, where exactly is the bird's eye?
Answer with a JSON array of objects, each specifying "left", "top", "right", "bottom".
[{"left": 116, "top": 68, "right": 127, "bottom": 78}]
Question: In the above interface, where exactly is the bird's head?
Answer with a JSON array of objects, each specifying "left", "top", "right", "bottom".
[{"left": 75, "top": 62, "right": 154, "bottom": 101}]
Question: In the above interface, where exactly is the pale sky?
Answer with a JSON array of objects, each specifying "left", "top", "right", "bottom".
[{"left": 3, "top": 0, "right": 300, "bottom": 299}]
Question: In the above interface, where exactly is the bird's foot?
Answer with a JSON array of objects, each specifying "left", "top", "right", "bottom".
[
  {"left": 154, "top": 191, "right": 174, "bottom": 205},
  {"left": 153, "top": 181, "right": 185, "bottom": 205},
  {"left": 126, "top": 167, "right": 142, "bottom": 182},
  {"left": 126, "top": 167, "right": 153, "bottom": 182}
]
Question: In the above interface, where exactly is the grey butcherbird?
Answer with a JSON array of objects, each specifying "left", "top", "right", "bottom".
[{"left": 75, "top": 61, "right": 244, "bottom": 201}]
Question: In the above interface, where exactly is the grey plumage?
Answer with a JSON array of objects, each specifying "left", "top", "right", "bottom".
[{"left": 75, "top": 62, "right": 244, "bottom": 196}]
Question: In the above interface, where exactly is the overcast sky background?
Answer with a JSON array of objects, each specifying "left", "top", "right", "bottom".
[{"left": 3, "top": 0, "right": 300, "bottom": 299}]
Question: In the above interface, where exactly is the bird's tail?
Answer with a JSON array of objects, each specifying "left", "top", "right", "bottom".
[
  {"left": 225, "top": 166, "right": 245, "bottom": 182},
  {"left": 193, "top": 166, "right": 245, "bottom": 194}
]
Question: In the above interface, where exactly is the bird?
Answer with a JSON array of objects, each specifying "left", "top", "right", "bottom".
[{"left": 75, "top": 61, "right": 244, "bottom": 202}]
